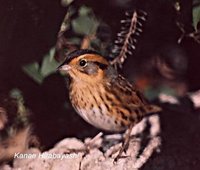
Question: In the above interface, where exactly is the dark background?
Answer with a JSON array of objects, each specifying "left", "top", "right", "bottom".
[{"left": 0, "top": 0, "right": 200, "bottom": 169}]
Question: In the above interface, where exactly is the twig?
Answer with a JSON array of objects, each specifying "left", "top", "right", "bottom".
[
  {"left": 176, "top": 21, "right": 186, "bottom": 44},
  {"left": 134, "top": 136, "right": 161, "bottom": 169},
  {"left": 54, "top": 8, "right": 78, "bottom": 62},
  {"left": 176, "top": 21, "right": 200, "bottom": 44},
  {"left": 133, "top": 114, "right": 161, "bottom": 169},
  {"left": 84, "top": 132, "right": 103, "bottom": 150},
  {"left": 110, "top": 11, "right": 138, "bottom": 66},
  {"left": 110, "top": 10, "right": 147, "bottom": 68},
  {"left": 81, "top": 35, "right": 96, "bottom": 49},
  {"left": 186, "top": 30, "right": 200, "bottom": 44}
]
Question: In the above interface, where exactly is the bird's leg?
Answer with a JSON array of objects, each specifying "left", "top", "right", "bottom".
[{"left": 114, "top": 124, "right": 134, "bottom": 162}]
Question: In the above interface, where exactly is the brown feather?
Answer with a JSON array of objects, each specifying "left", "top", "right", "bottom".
[{"left": 60, "top": 50, "right": 161, "bottom": 132}]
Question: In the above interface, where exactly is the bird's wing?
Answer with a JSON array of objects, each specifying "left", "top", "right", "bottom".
[
  {"left": 109, "top": 75, "right": 161, "bottom": 113},
  {"left": 110, "top": 75, "right": 147, "bottom": 105}
]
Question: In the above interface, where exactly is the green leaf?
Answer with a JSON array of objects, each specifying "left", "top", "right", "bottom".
[
  {"left": 79, "top": 6, "right": 91, "bottom": 16},
  {"left": 68, "top": 37, "right": 81, "bottom": 44},
  {"left": 144, "top": 87, "right": 160, "bottom": 101},
  {"left": 23, "top": 47, "right": 60, "bottom": 84},
  {"left": 40, "top": 48, "right": 59, "bottom": 77},
  {"left": 90, "top": 38, "right": 101, "bottom": 48},
  {"left": 193, "top": 5, "right": 200, "bottom": 30},
  {"left": 61, "top": 0, "right": 74, "bottom": 6},
  {"left": 23, "top": 62, "right": 44, "bottom": 84},
  {"left": 71, "top": 6, "right": 99, "bottom": 35},
  {"left": 72, "top": 15, "right": 99, "bottom": 35},
  {"left": 10, "top": 88, "right": 23, "bottom": 100},
  {"left": 144, "top": 85, "right": 177, "bottom": 101}
]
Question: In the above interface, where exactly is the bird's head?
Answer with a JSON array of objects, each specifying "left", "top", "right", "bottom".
[{"left": 58, "top": 49, "right": 116, "bottom": 83}]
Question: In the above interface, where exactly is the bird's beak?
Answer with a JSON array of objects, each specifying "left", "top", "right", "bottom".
[{"left": 57, "top": 64, "right": 72, "bottom": 72}]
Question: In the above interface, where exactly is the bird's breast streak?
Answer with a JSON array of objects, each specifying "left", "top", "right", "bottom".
[{"left": 70, "top": 86, "right": 125, "bottom": 131}]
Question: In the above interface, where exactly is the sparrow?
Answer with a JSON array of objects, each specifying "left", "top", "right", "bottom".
[
  {"left": 58, "top": 49, "right": 160, "bottom": 131},
  {"left": 58, "top": 49, "right": 161, "bottom": 160}
]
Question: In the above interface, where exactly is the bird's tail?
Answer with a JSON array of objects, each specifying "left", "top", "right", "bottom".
[{"left": 145, "top": 104, "right": 162, "bottom": 114}]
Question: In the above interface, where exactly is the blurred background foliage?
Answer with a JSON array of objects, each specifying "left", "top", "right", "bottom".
[
  {"left": 0, "top": 1, "right": 200, "bottom": 168},
  {"left": 22, "top": 0, "right": 200, "bottom": 100},
  {"left": 193, "top": 0, "right": 200, "bottom": 30},
  {"left": 22, "top": 4, "right": 103, "bottom": 84},
  {"left": 23, "top": 48, "right": 59, "bottom": 84}
]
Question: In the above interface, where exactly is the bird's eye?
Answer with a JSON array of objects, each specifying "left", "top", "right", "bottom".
[{"left": 79, "top": 59, "right": 87, "bottom": 67}]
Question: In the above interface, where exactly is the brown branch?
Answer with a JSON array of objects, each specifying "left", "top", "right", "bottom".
[
  {"left": 54, "top": 8, "right": 78, "bottom": 62},
  {"left": 110, "top": 10, "right": 147, "bottom": 68},
  {"left": 80, "top": 34, "right": 96, "bottom": 49},
  {"left": 111, "top": 11, "right": 138, "bottom": 66}
]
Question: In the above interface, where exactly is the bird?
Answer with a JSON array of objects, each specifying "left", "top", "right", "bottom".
[{"left": 58, "top": 49, "right": 161, "bottom": 159}]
